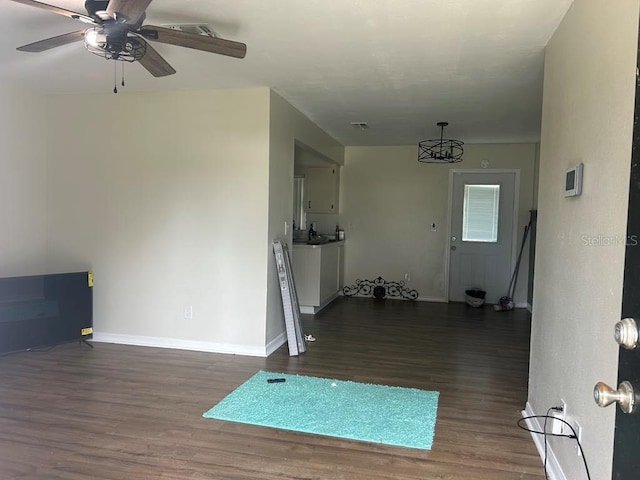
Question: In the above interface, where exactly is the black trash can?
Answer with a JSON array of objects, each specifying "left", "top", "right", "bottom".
[{"left": 465, "top": 289, "right": 486, "bottom": 308}]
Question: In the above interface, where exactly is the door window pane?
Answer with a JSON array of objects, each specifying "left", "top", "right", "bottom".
[{"left": 462, "top": 184, "right": 500, "bottom": 242}]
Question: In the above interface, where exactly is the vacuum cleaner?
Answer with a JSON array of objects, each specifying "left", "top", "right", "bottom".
[{"left": 495, "top": 220, "right": 531, "bottom": 312}]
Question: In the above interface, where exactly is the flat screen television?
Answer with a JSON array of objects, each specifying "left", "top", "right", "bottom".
[{"left": 0, "top": 272, "right": 93, "bottom": 354}]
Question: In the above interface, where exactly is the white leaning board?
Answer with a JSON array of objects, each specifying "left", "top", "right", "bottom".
[{"left": 273, "top": 241, "right": 306, "bottom": 356}]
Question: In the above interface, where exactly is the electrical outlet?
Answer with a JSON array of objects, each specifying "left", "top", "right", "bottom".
[
  {"left": 548, "top": 399, "right": 568, "bottom": 436},
  {"left": 550, "top": 410, "right": 563, "bottom": 435},
  {"left": 561, "top": 416, "right": 583, "bottom": 456},
  {"left": 184, "top": 305, "right": 193, "bottom": 320},
  {"left": 557, "top": 400, "right": 583, "bottom": 457},
  {"left": 572, "top": 419, "right": 583, "bottom": 456}
]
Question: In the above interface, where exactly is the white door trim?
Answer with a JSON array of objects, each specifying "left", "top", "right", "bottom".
[{"left": 444, "top": 169, "right": 521, "bottom": 303}]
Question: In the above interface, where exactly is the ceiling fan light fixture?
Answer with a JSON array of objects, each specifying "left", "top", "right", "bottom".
[
  {"left": 84, "top": 27, "right": 146, "bottom": 62},
  {"left": 84, "top": 28, "right": 105, "bottom": 48},
  {"left": 418, "top": 122, "right": 464, "bottom": 164}
]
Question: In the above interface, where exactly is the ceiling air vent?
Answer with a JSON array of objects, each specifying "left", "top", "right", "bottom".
[{"left": 350, "top": 122, "right": 368, "bottom": 130}]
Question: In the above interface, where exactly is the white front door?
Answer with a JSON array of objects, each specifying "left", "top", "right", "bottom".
[{"left": 448, "top": 171, "right": 518, "bottom": 304}]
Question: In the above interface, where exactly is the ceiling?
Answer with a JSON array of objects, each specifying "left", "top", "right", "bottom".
[{"left": 0, "top": 0, "right": 573, "bottom": 146}]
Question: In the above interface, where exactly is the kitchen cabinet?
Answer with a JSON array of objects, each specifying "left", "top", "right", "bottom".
[
  {"left": 292, "top": 241, "right": 344, "bottom": 314},
  {"left": 305, "top": 167, "right": 339, "bottom": 214}
]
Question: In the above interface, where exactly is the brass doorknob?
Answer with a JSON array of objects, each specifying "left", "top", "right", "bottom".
[
  {"left": 594, "top": 381, "right": 636, "bottom": 414},
  {"left": 615, "top": 318, "right": 639, "bottom": 350}
]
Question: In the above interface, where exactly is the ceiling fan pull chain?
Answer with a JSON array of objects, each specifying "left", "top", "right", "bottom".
[
  {"left": 113, "top": 61, "right": 118, "bottom": 94},
  {"left": 121, "top": 62, "right": 125, "bottom": 87}
]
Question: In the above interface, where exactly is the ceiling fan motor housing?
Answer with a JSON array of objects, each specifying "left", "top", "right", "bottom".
[
  {"left": 85, "top": 0, "right": 145, "bottom": 27},
  {"left": 85, "top": 0, "right": 110, "bottom": 20}
]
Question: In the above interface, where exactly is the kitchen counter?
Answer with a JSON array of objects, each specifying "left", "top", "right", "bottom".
[
  {"left": 292, "top": 240, "right": 345, "bottom": 248},
  {"left": 291, "top": 241, "right": 345, "bottom": 313}
]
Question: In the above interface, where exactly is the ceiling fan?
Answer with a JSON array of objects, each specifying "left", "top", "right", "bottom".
[{"left": 10, "top": 0, "right": 247, "bottom": 78}]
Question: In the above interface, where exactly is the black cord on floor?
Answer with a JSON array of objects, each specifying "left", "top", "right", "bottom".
[
  {"left": 543, "top": 407, "right": 553, "bottom": 479},
  {"left": 0, "top": 339, "right": 93, "bottom": 358},
  {"left": 0, "top": 344, "right": 56, "bottom": 357},
  {"left": 518, "top": 414, "right": 592, "bottom": 480}
]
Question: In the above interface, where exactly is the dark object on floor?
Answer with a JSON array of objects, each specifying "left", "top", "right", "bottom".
[
  {"left": 495, "top": 296, "right": 515, "bottom": 311},
  {"left": 465, "top": 289, "right": 486, "bottom": 308},
  {"left": 495, "top": 220, "right": 532, "bottom": 312},
  {"left": 343, "top": 276, "right": 418, "bottom": 300},
  {"left": 0, "top": 272, "right": 93, "bottom": 354}
]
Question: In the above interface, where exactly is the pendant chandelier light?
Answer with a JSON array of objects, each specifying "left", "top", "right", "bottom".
[{"left": 418, "top": 121, "right": 464, "bottom": 163}]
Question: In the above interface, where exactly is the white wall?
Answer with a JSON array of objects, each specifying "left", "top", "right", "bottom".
[
  {"left": 529, "top": 1, "right": 639, "bottom": 479},
  {"left": 340, "top": 144, "right": 536, "bottom": 304},
  {"left": 44, "top": 88, "right": 273, "bottom": 355},
  {"left": 266, "top": 91, "right": 344, "bottom": 346},
  {"left": 0, "top": 85, "right": 48, "bottom": 277}
]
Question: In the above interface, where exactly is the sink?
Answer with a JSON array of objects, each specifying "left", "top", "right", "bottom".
[
  {"left": 307, "top": 236, "right": 330, "bottom": 245},
  {"left": 292, "top": 235, "right": 330, "bottom": 245}
]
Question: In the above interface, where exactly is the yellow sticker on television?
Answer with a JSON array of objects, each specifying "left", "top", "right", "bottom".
[
  {"left": 88, "top": 271, "right": 94, "bottom": 287},
  {"left": 81, "top": 327, "right": 93, "bottom": 336}
]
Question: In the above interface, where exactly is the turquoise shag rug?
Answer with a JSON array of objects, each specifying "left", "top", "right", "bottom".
[{"left": 202, "top": 370, "right": 439, "bottom": 449}]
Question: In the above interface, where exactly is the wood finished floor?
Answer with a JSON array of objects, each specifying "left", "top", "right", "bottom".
[{"left": 0, "top": 297, "right": 544, "bottom": 479}]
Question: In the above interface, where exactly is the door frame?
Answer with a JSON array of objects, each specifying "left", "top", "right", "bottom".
[{"left": 443, "top": 169, "right": 521, "bottom": 303}]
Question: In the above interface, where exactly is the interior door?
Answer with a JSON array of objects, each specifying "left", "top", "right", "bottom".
[
  {"left": 448, "top": 171, "right": 517, "bottom": 304},
  {"left": 592, "top": 32, "right": 640, "bottom": 478},
  {"left": 596, "top": 47, "right": 640, "bottom": 480},
  {"left": 595, "top": 135, "right": 640, "bottom": 478}
]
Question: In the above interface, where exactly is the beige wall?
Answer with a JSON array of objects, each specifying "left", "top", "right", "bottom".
[
  {"left": 0, "top": 85, "right": 48, "bottom": 276},
  {"left": 340, "top": 144, "right": 536, "bottom": 304},
  {"left": 532, "top": 143, "right": 541, "bottom": 209},
  {"left": 45, "top": 88, "right": 273, "bottom": 354},
  {"left": 0, "top": 84, "right": 343, "bottom": 356},
  {"left": 266, "top": 91, "right": 344, "bottom": 346},
  {"left": 529, "top": 1, "right": 639, "bottom": 479}
]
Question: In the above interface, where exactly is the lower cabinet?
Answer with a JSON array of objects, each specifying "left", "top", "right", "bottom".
[{"left": 292, "top": 242, "right": 344, "bottom": 314}]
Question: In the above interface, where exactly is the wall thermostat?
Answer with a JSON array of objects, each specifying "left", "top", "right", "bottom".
[{"left": 564, "top": 163, "right": 583, "bottom": 197}]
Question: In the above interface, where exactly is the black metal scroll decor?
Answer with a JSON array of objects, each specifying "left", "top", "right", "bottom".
[{"left": 342, "top": 276, "right": 419, "bottom": 301}]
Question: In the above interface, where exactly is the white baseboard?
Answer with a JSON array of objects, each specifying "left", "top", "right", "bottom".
[
  {"left": 525, "top": 302, "right": 533, "bottom": 313},
  {"left": 91, "top": 332, "right": 269, "bottom": 357},
  {"left": 265, "top": 332, "right": 287, "bottom": 356},
  {"left": 338, "top": 293, "right": 445, "bottom": 303},
  {"left": 522, "top": 402, "right": 567, "bottom": 480},
  {"left": 299, "top": 292, "right": 340, "bottom": 314},
  {"left": 417, "top": 296, "right": 447, "bottom": 303}
]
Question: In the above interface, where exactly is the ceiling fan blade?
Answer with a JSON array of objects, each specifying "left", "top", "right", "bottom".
[
  {"left": 9, "top": 0, "right": 95, "bottom": 24},
  {"left": 139, "top": 25, "right": 247, "bottom": 59},
  {"left": 17, "top": 30, "right": 86, "bottom": 52},
  {"left": 106, "top": 0, "right": 152, "bottom": 24},
  {"left": 138, "top": 40, "right": 176, "bottom": 77}
]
